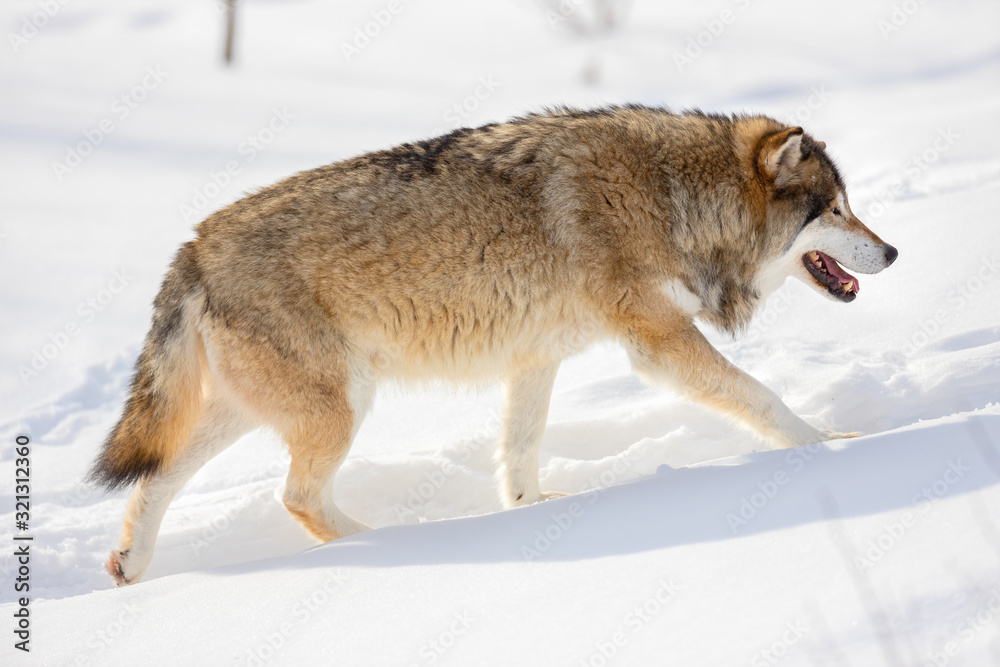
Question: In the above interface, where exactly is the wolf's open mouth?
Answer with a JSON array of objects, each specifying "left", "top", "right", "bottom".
[{"left": 803, "top": 251, "right": 859, "bottom": 302}]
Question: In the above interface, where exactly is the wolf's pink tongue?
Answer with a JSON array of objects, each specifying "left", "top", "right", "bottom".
[{"left": 817, "top": 251, "right": 860, "bottom": 293}]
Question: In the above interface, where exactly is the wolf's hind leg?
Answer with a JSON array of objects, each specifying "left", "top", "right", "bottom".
[
  {"left": 279, "top": 376, "right": 374, "bottom": 542},
  {"left": 497, "top": 362, "right": 561, "bottom": 509},
  {"left": 107, "top": 394, "right": 254, "bottom": 586}
]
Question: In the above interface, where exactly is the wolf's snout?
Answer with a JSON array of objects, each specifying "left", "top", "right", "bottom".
[{"left": 884, "top": 244, "right": 898, "bottom": 266}]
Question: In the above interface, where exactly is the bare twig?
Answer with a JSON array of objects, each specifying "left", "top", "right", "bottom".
[{"left": 223, "top": 0, "right": 236, "bottom": 65}]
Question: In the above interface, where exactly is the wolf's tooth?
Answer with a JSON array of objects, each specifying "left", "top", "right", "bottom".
[
  {"left": 808, "top": 251, "right": 819, "bottom": 261},
  {"left": 844, "top": 282, "right": 854, "bottom": 292}
]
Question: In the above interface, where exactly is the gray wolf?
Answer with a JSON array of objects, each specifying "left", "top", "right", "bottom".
[{"left": 88, "top": 105, "right": 897, "bottom": 585}]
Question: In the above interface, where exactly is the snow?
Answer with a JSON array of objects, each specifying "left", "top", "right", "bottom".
[{"left": 2, "top": 0, "right": 1000, "bottom": 664}]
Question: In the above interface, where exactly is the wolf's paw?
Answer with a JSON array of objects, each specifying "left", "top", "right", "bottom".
[
  {"left": 105, "top": 549, "right": 142, "bottom": 587},
  {"left": 823, "top": 430, "right": 863, "bottom": 440},
  {"left": 504, "top": 489, "right": 568, "bottom": 509}
]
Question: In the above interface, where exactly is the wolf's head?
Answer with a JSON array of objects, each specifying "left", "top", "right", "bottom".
[{"left": 754, "top": 126, "right": 897, "bottom": 303}]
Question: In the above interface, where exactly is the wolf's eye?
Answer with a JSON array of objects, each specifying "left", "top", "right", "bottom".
[{"left": 832, "top": 207, "right": 842, "bottom": 216}]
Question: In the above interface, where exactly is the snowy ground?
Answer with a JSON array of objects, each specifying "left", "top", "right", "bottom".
[{"left": 2, "top": 0, "right": 1000, "bottom": 665}]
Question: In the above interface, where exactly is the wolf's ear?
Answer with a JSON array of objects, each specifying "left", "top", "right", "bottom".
[{"left": 760, "top": 127, "right": 804, "bottom": 184}]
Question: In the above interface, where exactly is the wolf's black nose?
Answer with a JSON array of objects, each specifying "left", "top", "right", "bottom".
[{"left": 884, "top": 245, "right": 898, "bottom": 265}]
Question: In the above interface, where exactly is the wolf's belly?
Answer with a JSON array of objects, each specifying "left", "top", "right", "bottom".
[{"left": 359, "top": 307, "right": 606, "bottom": 382}]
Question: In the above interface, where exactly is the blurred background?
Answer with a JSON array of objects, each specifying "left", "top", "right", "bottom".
[{"left": 1, "top": 0, "right": 998, "bottom": 430}]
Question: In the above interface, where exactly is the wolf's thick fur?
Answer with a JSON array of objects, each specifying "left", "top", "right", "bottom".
[
  {"left": 90, "top": 106, "right": 896, "bottom": 585},
  {"left": 90, "top": 245, "right": 205, "bottom": 490}
]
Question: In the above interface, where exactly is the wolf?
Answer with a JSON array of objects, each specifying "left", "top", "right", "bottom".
[{"left": 89, "top": 105, "right": 897, "bottom": 585}]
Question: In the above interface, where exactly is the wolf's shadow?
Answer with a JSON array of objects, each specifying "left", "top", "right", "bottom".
[{"left": 213, "top": 413, "right": 1000, "bottom": 572}]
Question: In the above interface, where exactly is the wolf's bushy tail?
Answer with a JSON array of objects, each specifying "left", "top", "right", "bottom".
[{"left": 88, "top": 242, "right": 205, "bottom": 491}]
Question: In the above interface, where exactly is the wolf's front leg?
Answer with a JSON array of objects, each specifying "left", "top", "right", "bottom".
[
  {"left": 620, "top": 302, "right": 838, "bottom": 449},
  {"left": 496, "top": 362, "right": 562, "bottom": 508}
]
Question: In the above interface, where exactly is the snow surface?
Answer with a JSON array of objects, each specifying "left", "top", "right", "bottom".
[{"left": 2, "top": 0, "right": 1000, "bottom": 665}]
